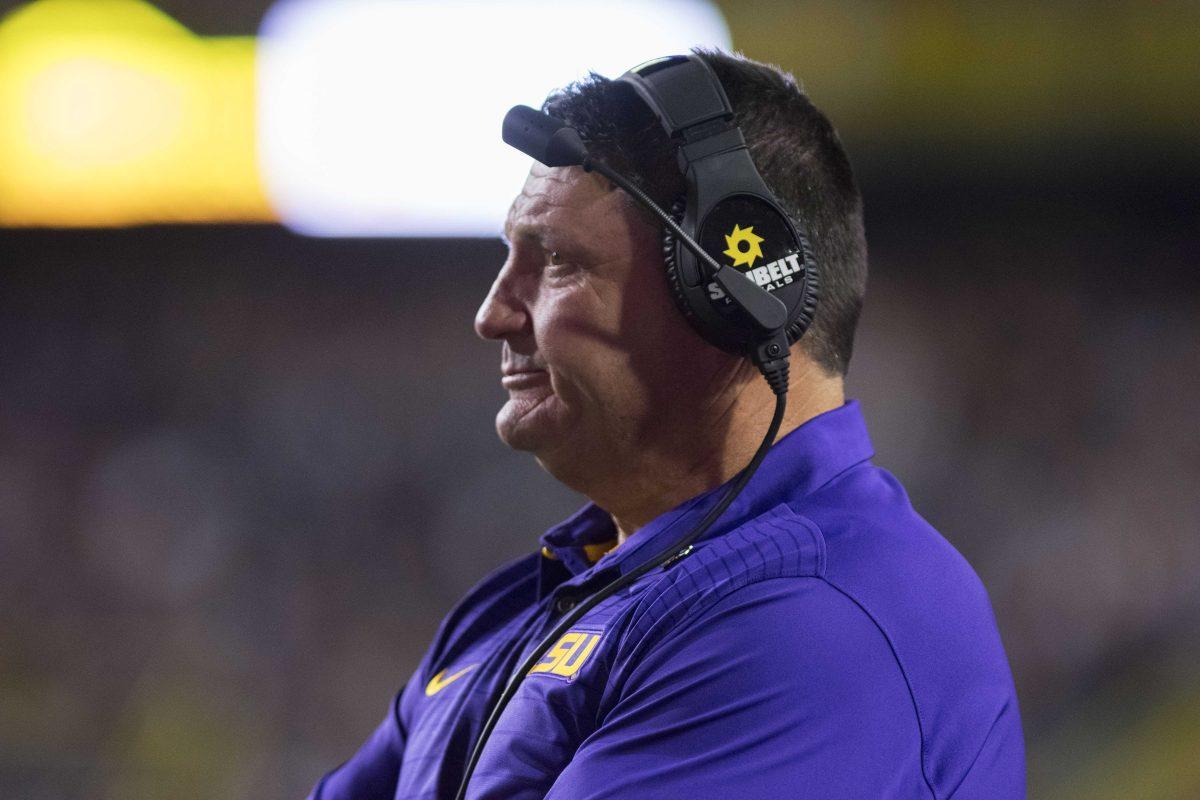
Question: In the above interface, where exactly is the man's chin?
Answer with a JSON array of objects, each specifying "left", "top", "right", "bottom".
[
  {"left": 496, "top": 395, "right": 602, "bottom": 491},
  {"left": 495, "top": 392, "right": 566, "bottom": 454}
]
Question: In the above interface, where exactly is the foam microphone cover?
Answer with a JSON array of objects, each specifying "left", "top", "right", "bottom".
[{"left": 502, "top": 106, "right": 589, "bottom": 167}]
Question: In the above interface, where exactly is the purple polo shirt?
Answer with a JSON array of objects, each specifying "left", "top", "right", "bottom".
[{"left": 307, "top": 400, "right": 1025, "bottom": 799}]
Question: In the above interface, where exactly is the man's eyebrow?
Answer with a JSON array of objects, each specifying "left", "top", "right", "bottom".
[{"left": 502, "top": 223, "right": 549, "bottom": 248}]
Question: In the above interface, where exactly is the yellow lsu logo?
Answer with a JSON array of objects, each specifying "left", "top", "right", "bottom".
[{"left": 528, "top": 631, "right": 601, "bottom": 680}]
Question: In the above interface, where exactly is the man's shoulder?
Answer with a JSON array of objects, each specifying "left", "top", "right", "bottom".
[
  {"left": 798, "top": 460, "right": 1004, "bottom": 662},
  {"left": 623, "top": 460, "right": 1007, "bottom": 657},
  {"left": 630, "top": 459, "right": 984, "bottom": 626},
  {"left": 795, "top": 460, "right": 1024, "bottom": 798},
  {"left": 618, "top": 460, "right": 1024, "bottom": 798},
  {"left": 740, "top": 459, "right": 1015, "bottom": 696}
]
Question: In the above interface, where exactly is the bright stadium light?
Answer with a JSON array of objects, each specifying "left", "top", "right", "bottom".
[
  {"left": 0, "top": 0, "right": 269, "bottom": 227},
  {"left": 257, "top": 0, "right": 731, "bottom": 237}
]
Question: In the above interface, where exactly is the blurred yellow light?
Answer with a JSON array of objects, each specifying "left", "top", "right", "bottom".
[{"left": 0, "top": 0, "right": 272, "bottom": 226}]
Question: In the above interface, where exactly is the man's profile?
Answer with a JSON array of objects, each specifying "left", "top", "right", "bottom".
[{"left": 307, "top": 48, "right": 1025, "bottom": 799}]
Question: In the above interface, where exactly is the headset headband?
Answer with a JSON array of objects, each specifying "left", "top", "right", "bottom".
[{"left": 619, "top": 55, "right": 733, "bottom": 138}]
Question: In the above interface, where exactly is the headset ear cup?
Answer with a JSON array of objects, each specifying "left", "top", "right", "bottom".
[
  {"left": 662, "top": 196, "right": 747, "bottom": 354},
  {"left": 661, "top": 196, "right": 702, "bottom": 330},
  {"left": 664, "top": 195, "right": 821, "bottom": 354},
  {"left": 783, "top": 231, "right": 820, "bottom": 346}
]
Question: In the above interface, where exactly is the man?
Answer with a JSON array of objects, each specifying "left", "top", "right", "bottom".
[{"left": 308, "top": 49, "right": 1025, "bottom": 799}]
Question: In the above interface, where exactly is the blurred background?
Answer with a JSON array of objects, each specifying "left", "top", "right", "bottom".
[{"left": 1, "top": 0, "right": 1197, "bottom": 798}]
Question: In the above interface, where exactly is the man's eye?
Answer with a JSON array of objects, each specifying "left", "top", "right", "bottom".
[{"left": 548, "top": 251, "right": 565, "bottom": 266}]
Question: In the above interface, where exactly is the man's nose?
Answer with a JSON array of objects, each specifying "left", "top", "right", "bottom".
[{"left": 474, "top": 265, "right": 529, "bottom": 341}]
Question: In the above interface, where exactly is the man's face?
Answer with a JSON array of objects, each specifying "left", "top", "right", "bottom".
[{"left": 475, "top": 164, "right": 729, "bottom": 485}]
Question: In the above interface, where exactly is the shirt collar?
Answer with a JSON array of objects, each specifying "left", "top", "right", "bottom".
[{"left": 537, "top": 399, "right": 874, "bottom": 582}]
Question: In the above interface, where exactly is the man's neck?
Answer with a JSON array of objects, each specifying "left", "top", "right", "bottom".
[{"left": 604, "top": 361, "right": 845, "bottom": 546}]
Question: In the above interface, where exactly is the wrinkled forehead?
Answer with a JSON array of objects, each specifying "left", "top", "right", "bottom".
[{"left": 502, "top": 164, "right": 623, "bottom": 244}]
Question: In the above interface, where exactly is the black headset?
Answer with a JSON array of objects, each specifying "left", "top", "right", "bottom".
[
  {"left": 620, "top": 54, "right": 819, "bottom": 364},
  {"left": 455, "top": 53, "right": 819, "bottom": 799}
]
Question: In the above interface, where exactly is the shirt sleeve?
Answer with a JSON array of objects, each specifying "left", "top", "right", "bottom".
[
  {"left": 543, "top": 576, "right": 928, "bottom": 800},
  {"left": 306, "top": 687, "right": 408, "bottom": 800}
]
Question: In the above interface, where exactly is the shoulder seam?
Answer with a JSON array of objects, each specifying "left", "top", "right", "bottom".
[
  {"left": 944, "top": 697, "right": 1013, "bottom": 799},
  {"left": 816, "top": 573, "right": 939, "bottom": 800}
]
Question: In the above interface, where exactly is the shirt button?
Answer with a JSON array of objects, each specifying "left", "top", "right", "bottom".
[{"left": 554, "top": 596, "right": 577, "bottom": 614}]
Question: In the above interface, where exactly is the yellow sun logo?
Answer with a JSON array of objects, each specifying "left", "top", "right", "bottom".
[{"left": 722, "top": 224, "right": 765, "bottom": 268}]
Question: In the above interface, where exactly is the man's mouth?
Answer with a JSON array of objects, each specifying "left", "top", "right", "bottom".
[{"left": 501, "top": 368, "right": 550, "bottom": 390}]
